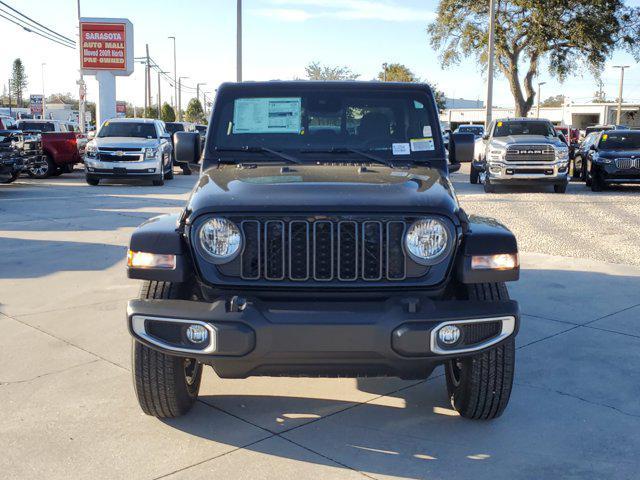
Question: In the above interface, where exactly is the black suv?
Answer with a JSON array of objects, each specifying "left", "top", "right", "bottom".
[
  {"left": 586, "top": 129, "right": 640, "bottom": 191},
  {"left": 126, "top": 81, "right": 520, "bottom": 420}
]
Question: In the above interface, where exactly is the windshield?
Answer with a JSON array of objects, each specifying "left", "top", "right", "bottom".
[
  {"left": 598, "top": 131, "right": 640, "bottom": 150},
  {"left": 17, "top": 121, "right": 55, "bottom": 132},
  {"left": 98, "top": 122, "right": 157, "bottom": 139},
  {"left": 494, "top": 121, "right": 555, "bottom": 137},
  {"left": 165, "top": 123, "right": 185, "bottom": 134},
  {"left": 211, "top": 89, "right": 440, "bottom": 160},
  {"left": 457, "top": 125, "right": 483, "bottom": 134}
]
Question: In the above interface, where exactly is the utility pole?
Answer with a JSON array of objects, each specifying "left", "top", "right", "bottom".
[
  {"left": 484, "top": 0, "right": 496, "bottom": 128},
  {"left": 77, "top": 0, "right": 86, "bottom": 131},
  {"left": 196, "top": 82, "right": 207, "bottom": 106},
  {"left": 41, "top": 63, "right": 46, "bottom": 120},
  {"left": 157, "top": 71, "right": 168, "bottom": 119},
  {"left": 168, "top": 36, "right": 177, "bottom": 112},
  {"left": 613, "top": 65, "right": 629, "bottom": 125},
  {"left": 382, "top": 63, "right": 388, "bottom": 82},
  {"left": 536, "top": 81, "right": 546, "bottom": 118},
  {"left": 143, "top": 61, "right": 148, "bottom": 116},
  {"left": 237, "top": 0, "right": 242, "bottom": 82},
  {"left": 178, "top": 76, "right": 189, "bottom": 121},
  {"left": 145, "top": 44, "right": 152, "bottom": 116}
]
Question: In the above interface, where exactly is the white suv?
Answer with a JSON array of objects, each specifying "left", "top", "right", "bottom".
[{"left": 84, "top": 118, "right": 173, "bottom": 186}]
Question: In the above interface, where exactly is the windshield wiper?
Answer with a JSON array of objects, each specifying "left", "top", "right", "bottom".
[
  {"left": 299, "top": 147, "right": 393, "bottom": 167},
  {"left": 215, "top": 146, "right": 302, "bottom": 164}
]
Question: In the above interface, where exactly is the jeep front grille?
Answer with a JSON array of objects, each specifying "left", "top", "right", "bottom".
[
  {"left": 505, "top": 145, "right": 555, "bottom": 162},
  {"left": 235, "top": 218, "right": 409, "bottom": 282}
]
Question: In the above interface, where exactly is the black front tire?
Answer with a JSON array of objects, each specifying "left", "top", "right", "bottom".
[
  {"left": 86, "top": 177, "right": 100, "bottom": 186},
  {"left": 445, "top": 283, "right": 515, "bottom": 420},
  {"left": 591, "top": 170, "right": 606, "bottom": 192},
  {"left": 554, "top": 182, "right": 567, "bottom": 194},
  {"left": 132, "top": 281, "right": 202, "bottom": 418},
  {"left": 483, "top": 177, "right": 495, "bottom": 193},
  {"left": 470, "top": 164, "right": 479, "bottom": 184}
]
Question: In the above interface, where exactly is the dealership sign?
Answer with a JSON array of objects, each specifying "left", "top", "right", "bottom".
[
  {"left": 79, "top": 17, "right": 133, "bottom": 127},
  {"left": 116, "top": 101, "right": 127, "bottom": 118},
  {"left": 81, "top": 22, "right": 127, "bottom": 70},
  {"left": 30, "top": 94, "right": 44, "bottom": 115}
]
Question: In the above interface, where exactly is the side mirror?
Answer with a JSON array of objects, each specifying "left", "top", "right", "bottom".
[
  {"left": 589, "top": 144, "right": 597, "bottom": 151},
  {"left": 160, "top": 133, "right": 171, "bottom": 140},
  {"left": 449, "top": 132, "right": 475, "bottom": 165},
  {"left": 482, "top": 133, "right": 490, "bottom": 141},
  {"left": 174, "top": 131, "right": 201, "bottom": 165}
]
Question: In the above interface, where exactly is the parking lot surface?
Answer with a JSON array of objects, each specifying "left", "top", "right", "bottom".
[{"left": 2, "top": 166, "right": 640, "bottom": 479}]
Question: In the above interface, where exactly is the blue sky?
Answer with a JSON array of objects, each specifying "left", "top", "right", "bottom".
[{"left": 1, "top": 0, "right": 639, "bottom": 111}]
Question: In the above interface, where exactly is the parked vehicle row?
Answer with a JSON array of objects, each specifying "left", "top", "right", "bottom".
[{"left": 0, "top": 129, "right": 40, "bottom": 183}]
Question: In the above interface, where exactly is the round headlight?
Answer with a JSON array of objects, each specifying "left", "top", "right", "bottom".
[
  {"left": 198, "top": 217, "right": 241, "bottom": 262},
  {"left": 405, "top": 218, "right": 450, "bottom": 265}
]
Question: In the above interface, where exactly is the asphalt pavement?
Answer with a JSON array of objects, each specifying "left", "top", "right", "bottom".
[{"left": 1, "top": 165, "right": 639, "bottom": 480}]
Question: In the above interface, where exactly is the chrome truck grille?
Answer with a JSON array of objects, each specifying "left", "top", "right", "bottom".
[
  {"left": 504, "top": 145, "right": 555, "bottom": 162},
  {"left": 234, "top": 217, "right": 411, "bottom": 282}
]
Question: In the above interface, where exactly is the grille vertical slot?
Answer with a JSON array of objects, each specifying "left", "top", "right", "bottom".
[
  {"left": 289, "top": 221, "right": 310, "bottom": 281},
  {"left": 240, "top": 221, "right": 260, "bottom": 280},
  {"left": 313, "top": 221, "right": 334, "bottom": 281},
  {"left": 264, "top": 220, "right": 285, "bottom": 280},
  {"left": 362, "top": 221, "right": 383, "bottom": 281},
  {"left": 338, "top": 221, "right": 358, "bottom": 281},
  {"left": 386, "top": 221, "right": 406, "bottom": 280}
]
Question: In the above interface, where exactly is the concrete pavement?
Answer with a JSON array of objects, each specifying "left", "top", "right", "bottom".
[{"left": 1, "top": 169, "right": 639, "bottom": 479}]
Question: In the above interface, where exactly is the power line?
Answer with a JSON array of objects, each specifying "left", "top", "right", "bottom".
[
  {"left": 0, "top": 1, "right": 75, "bottom": 44},
  {"left": 0, "top": 11, "right": 75, "bottom": 49}
]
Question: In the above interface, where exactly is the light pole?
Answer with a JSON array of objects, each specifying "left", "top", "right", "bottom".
[
  {"left": 196, "top": 82, "right": 207, "bottom": 106},
  {"left": 41, "top": 62, "right": 46, "bottom": 119},
  {"left": 178, "top": 76, "right": 189, "bottom": 121},
  {"left": 237, "top": 0, "right": 242, "bottom": 82},
  {"left": 382, "top": 63, "right": 388, "bottom": 82},
  {"left": 613, "top": 65, "right": 629, "bottom": 125},
  {"left": 168, "top": 36, "right": 177, "bottom": 113},
  {"left": 536, "top": 81, "right": 546, "bottom": 118},
  {"left": 484, "top": 0, "right": 496, "bottom": 128}
]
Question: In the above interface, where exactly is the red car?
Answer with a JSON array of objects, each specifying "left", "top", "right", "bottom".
[{"left": 16, "top": 120, "right": 84, "bottom": 178}]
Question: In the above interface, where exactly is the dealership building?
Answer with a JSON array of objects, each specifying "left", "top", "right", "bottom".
[{"left": 441, "top": 102, "right": 640, "bottom": 130}]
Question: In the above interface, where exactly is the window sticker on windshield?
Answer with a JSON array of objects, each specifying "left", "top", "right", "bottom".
[
  {"left": 497, "top": 121, "right": 503, "bottom": 127},
  {"left": 410, "top": 138, "right": 435, "bottom": 152},
  {"left": 423, "top": 126, "right": 432, "bottom": 137},
  {"left": 602, "top": 134, "right": 608, "bottom": 141},
  {"left": 232, "top": 97, "right": 302, "bottom": 134},
  {"left": 392, "top": 143, "right": 411, "bottom": 155}
]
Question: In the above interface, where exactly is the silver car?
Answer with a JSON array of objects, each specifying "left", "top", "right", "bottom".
[{"left": 84, "top": 118, "right": 173, "bottom": 186}]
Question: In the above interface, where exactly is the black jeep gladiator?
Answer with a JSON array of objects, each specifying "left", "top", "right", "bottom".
[{"left": 126, "top": 81, "right": 520, "bottom": 420}]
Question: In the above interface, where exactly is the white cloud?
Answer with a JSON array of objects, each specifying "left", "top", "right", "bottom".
[{"left": 252, "top": 0, "right": 436, "bottom": 22}]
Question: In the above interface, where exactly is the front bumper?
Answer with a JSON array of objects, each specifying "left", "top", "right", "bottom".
[
  {"left": 85, "top": 157, "right": 161, "bottom": 178},
  {"left": 595, "top": 163, "right": 640, "bottom": 184},
  {"left": 127, "top": 296, "right": 519, "bottom": 379},
  {"left": 487, "top": 160, "right": 569, "bottom": 183}
]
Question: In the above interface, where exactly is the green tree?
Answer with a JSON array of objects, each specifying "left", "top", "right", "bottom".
[
  {"left": 305, "top": 61, "right": 360, "bottom": 81},
  {"left": 540, "top": 94, "right": 566, "bottom": 107},
  {"left": 592, "top": 78, "right": 611, "bottom": 103},
  {"left": 11, "top": 58, "right": 28, "bottom": 107},
  {"left": 184, "top": 98, "right": 205, "bottom": 123},
  {"left": 143, "top": 106, "right": 158, "bottom": 119},
  {"left": 376, "top": 63, "right": 446, "bottom": 112},
  {"left": 428, "top": 1, "right": 640, "bottom": 117},
  {"left": 160, "top": 102, "right": 176, "bottom": 122}
]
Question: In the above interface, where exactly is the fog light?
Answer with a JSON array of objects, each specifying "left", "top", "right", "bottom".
[
  {"left": 186, "top": 324, "right": 208, "bottom": 344},
  {"left": 438, "top": 325, "right": 461, "bottom": 345},
  {"left": 147, "top": 168, "right": 155, "bottom": 173}
]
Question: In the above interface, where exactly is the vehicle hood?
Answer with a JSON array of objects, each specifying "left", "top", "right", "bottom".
[
  {"left": 94, "top": 137, "right": 159, "bottom": 149},
  {"left": 491, "top": 135, "right": 564, "bottom": 148},
  {"left": 598, "top": 149, "right": 640, "bottom": 159},
  {"left": 186, "top": 163, "right": 459, "bottom": 218}
]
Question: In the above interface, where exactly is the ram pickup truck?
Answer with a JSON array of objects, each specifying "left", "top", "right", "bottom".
[
  {"left": 471, "top": 117, "right": 570, "bottom": 193},
  {"left": 126, "top": 81, "right": 520, "bottom": 421},
  {"left": 16, "top": 119, "right": 83, "bottom": 178}
]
